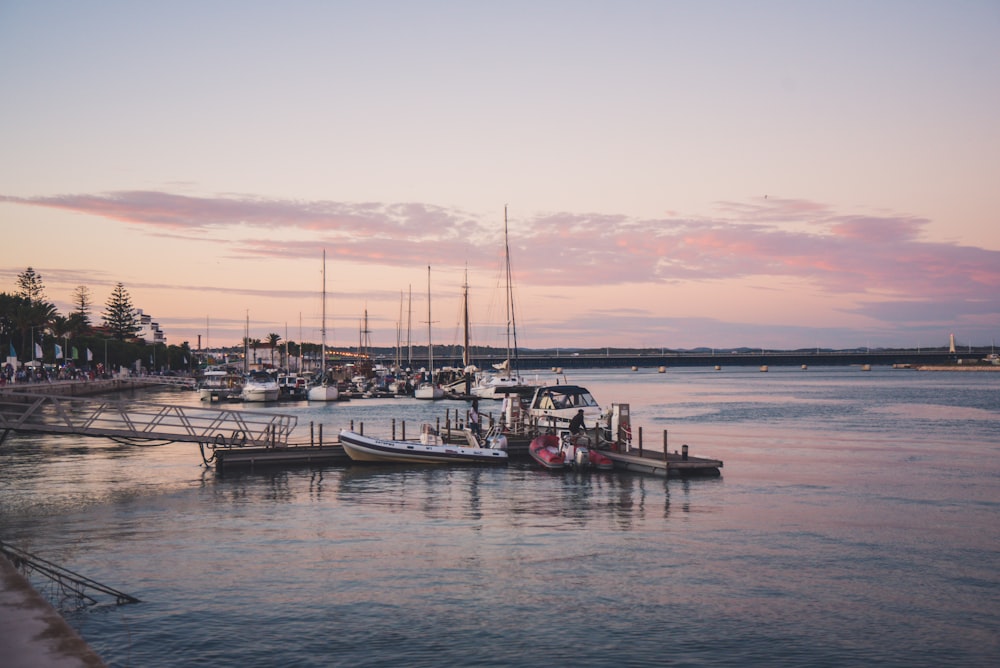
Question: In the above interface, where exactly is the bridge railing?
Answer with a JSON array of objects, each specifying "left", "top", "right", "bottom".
[{"left": 0, "top": 393, "right": 296, "bottom": 447}]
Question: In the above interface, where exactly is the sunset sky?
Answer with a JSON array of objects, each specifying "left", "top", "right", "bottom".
[{"left": 2, "top": 1, "right": 998, "bottom": 352}]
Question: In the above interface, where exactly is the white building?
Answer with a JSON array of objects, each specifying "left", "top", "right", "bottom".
[{"left": 135, "top": 309, "right": 166, "bottom": 345}]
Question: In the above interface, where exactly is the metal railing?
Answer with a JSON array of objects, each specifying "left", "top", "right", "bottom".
[
  {"left": 1, "top": 540, "right": 140, "bottom": 607},
  {"left": 0, "top": 393, "right": 296, "bottom": 448}
]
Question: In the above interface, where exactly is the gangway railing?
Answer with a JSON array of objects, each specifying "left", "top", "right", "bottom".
[
  {"left": 132, "top": 375, "right": 197, "bottom": 389},
  {"left": 0, "top": 393, "right": 296, "bottom": 451},
  {"left": 1, "top": 540, "right": 140, "bottom": 607}
]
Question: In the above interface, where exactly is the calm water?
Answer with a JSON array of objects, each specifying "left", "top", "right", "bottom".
[{"left": 2, "top": 366, "right": 998, "bottom": 667}]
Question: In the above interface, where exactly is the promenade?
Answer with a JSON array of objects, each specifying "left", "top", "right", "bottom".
[{"left": 0, "top": 554, "right": 106, "bottom": 667}]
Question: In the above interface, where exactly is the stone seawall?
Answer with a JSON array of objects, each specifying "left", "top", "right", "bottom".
[{"left": 0, "top": 378, "right": 160, "bottom": 399}]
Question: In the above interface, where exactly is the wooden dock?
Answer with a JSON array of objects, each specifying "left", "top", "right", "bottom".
[
  {"left": 208, "top": 435, "right": 722, "bottom": 478},
  {"left": 598, "top": 446, "right": 723, "bottom": 477},
  {"left": 212, "top": 444, "right": 348, "bottom": 472}
]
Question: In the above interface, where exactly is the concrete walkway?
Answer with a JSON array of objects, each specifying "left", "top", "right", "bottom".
[{"left": 0, "top": 554, "right": 106, "bottom": 667}]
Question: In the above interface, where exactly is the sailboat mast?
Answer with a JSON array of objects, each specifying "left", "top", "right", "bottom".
[
  {"left": 407, "top": 284, "right": 413, "bottom": 366},
  {"left": 244, "top": 310, "right": 249, "bottom": 374},
  {"left": 426, "top": 266, "right": 433, "bottom": 382},
  {"left": 462, "top": 267, "right": 470, "bottom": 368},
  {"left": 320, "top": 250, "right": 327, "bottom": 377},
  {"left": 503, "top": 205, "right": 520, "bottom": 379}
]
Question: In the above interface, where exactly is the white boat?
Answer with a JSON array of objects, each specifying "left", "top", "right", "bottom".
[
  {"left": 196, "top": 369, "right": 243, "bottom": 401},
  {"left": 241, "top": 371, "right": 279, "bottom": 402},
  {"left": 338, "top": 428, "right": 508, "bottom": 465},
  {"left": 308, "top": 249, "right": 339, "bottom": 402},
  {"left": 525, "top": 383, "right": 633, "bottom": 451},
  {"left": 414, "top": 383, "right": 445, "bottom": 400},
  {"left": 472, "top": 208, "right": 533, "bottom": 399},
  {"left": 277, "top": 373, "right": 307, "bottom": 399},
  {"left": 414, "top": 265, "right": 444, "bottom": 400}
]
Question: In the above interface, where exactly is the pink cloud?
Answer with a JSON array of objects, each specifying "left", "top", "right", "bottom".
[{"left": 4, "top": 190, "right": 999, "bottom": 308}]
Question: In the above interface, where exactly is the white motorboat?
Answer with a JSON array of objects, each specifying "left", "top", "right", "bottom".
[
  {"left": 338, "top": 428, "right": 508, "bottom": 465},
  {"left": 196, "top": 368, "right": 243, "bottom": 401},
  {"left": 525, "top": 383, "right": 634, "bottom": 452},
  {"left": 241, "top": 371, "right": 279, "bottom": 402}
]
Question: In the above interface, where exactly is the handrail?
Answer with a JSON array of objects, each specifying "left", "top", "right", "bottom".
[{"left": 0, "top": 393, "right": 296, "bottom": 447}]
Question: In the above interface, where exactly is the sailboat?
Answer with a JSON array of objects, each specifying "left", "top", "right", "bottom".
[
  {"left": 473, "top": 206, "right": 530, "bottom": 399},
  {"left": 308, "top": 250, "right": 339, "bottom": 402},
  {"left": 414, "top": 266, "right": 445, "bottom": 400}
]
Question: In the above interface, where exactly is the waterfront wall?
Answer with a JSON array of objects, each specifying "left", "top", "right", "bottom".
[{"left": 0, "top": 378, "right": 164, "bottom": 399}]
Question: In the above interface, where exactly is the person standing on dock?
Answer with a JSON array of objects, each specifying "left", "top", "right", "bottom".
[
  {"left": 569, "top": 409, "right": 585, "bottom": 436},
  {"left": 469, "top": 400, "right": 482, "bottom": 438}
]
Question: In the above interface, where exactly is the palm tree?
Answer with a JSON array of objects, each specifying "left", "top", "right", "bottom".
[
  {"left": 266, "top": 333, "right": 281, "bottom": 368},
  {"left": 13, "top": 298, "right": 57, "bottom": 360}
]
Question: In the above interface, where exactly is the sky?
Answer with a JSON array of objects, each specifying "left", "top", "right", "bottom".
[{"left": 2, "top": 0, "right": 998, "bottom": 352}]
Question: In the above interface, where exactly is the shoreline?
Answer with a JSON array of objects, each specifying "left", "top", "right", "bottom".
[{"left": 916, "top": 365, "right": 1000, "bottom": 372}]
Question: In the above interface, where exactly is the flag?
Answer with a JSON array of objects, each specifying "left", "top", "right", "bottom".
[
  {"left": 72, "top": 347, "right": 79, "bottom": 360},
  {"left": 55, "top": 343, "right": 63, "bottom": 359},
  {"left": 34, "top": 343, "right": 42, "bottom": 358},
  {"left": 87, "top": 348, "right": 93, "bottom": 361},
  {"left": 8, "top": 343, "right": 14, "bottom": 358}
]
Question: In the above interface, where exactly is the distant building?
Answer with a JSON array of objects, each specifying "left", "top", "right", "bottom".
[{"left": 135, "top": 309, "right": 166, "bottom": 345}]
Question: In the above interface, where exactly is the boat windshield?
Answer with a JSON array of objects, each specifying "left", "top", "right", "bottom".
[{"left": 536, "top": 388, "right": 600, "bottom": 410}]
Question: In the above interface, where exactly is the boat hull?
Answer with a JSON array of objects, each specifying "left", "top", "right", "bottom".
[
  {"left": 307, "top": 385, "right": 339, "bottom": 401},
  {"left": 528, "top": 434, "right": 567, "bottom": 469},
  {"left": 339, "top": 429, "right": 507, "bottom": 465},
  {"left": 529, "top": 434, "right": 613, "bottom": 471},
  {"left": 414, "top": 384, "right": 444, "bottom": 400},
  {"left": 241, "top": 386, "right": 279, "bottom": 402}
]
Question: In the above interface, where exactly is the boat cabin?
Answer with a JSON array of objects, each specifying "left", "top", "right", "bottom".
[{"left": 527, "top": 384, "right": 604, "bottom": 431}]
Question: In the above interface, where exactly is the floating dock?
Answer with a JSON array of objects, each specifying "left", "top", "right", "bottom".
[
  {"left": 209, "top": 436, "right": 722, "bottom": 477},
  {"left": 212, "top": 443, "right": 348, "bottom": 472},
  {"left": 599, "top": 446, "right": 723, "bottom": 477}
]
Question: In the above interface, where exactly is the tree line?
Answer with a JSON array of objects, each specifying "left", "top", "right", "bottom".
[{"left": 1, "top": 267, "right": 193, "bottom": 373}]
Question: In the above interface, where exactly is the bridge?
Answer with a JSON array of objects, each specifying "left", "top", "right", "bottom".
[
  {"left": 378, "top": 348, "right": 966, "bottom": 371},
  {"left": 0, "top": 391, "right": 296, "bottom": 454}
]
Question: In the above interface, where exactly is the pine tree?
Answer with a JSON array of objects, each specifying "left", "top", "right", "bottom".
[
  {"left": 16, "top": 267, "right": 45, "bottom": 304},
  {"left": 71, "top": 285, "right": 93, "bottom": 323},
  {"left": 103, "top": 283, "right": 140, "bottom": 341}
]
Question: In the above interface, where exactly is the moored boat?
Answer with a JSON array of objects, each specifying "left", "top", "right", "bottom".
[
  {"left": 196, "top": 368, "right": 243, "bottom": 401},
  {"left": 241, "top": 371, "right": 279, "bottom": 402},
  {"left": 528, "top": 433, "right": 613, "bottom": 471},
  {"left": 528, "top": 434, "right": 566, "bottom": 469},
  {"left": 339, "top": 427, "right": 508, "bottom": 465},
  {"left": 309, "top": 249, "right": 340, "bottom": 402}
]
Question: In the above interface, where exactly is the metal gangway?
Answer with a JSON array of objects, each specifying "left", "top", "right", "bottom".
[
  {"left": 1, "top": 540, "right": 140, "bottom": 608},
  {"left": 0, "top": 392, "right": 297, "bottom": 455}
]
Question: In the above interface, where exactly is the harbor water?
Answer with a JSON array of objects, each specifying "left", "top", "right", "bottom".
[{"left": 1, "top": 366, "right": 998, "bottom": 667}]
